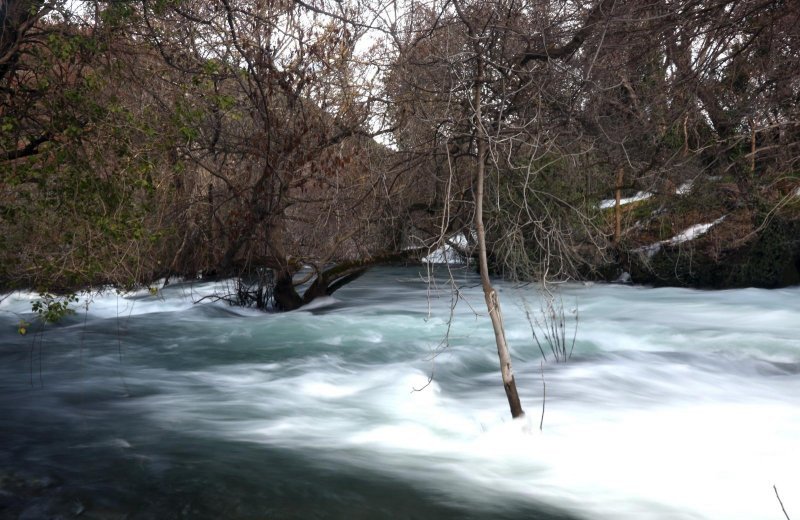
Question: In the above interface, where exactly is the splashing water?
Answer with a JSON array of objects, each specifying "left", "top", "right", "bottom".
[{"left": 1, "top": 267, "right": 798, "bottom": 519}]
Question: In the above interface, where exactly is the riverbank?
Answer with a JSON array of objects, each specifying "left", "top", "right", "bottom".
[{"left": 596, "top": 176, "right": 800, "bottom": 289}]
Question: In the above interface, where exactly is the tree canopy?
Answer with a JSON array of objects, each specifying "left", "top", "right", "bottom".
[{"left": 2, "top": 0, "right": 799, "bottom": 302}]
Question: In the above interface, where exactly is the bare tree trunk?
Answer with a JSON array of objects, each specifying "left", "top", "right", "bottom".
[
  {"left": 614, "top": 168, "right": 623, "bottom": 246},
  {"left": 473, "top": 56, "right": 525, "bottom": 419},
  {"left": 750, "top": 118, "right": 756, "bottom": 176}
]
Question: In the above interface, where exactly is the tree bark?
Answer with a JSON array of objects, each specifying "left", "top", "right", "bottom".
[
  {"left": 473, "top": 55, "right": 525, "bottom": 419},
  {"left": 275, "top": 250, "right": 423, "bottom": 311},
  {"left": 614, "top": 168, "right": 623, "bottom": 246},
  {"left": 273, "top": 271, "right": 303, "bottom": 311},
  {"left": 0, "top": 0, "right": 46, "bottom": 83}
]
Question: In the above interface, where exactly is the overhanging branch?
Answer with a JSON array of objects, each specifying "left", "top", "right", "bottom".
[
  {"left": 1, "top": 132, "right": 52, "bottom": 163},
  {"left": 518, "top": 0, "right": 616, "bottom": 66}
]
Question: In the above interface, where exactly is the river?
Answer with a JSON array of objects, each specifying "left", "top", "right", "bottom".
[{"left": 1, "top": 266, "right": 798, "bottom": 519}]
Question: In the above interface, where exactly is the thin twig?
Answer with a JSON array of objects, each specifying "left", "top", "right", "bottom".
[
  {"left": 524, "top": 300, "right": 547, "bottom": 361},
  {"left": 539, "top": 360, "right": 546, "bottom": 431},
  {"left": 774, "top": 485, "right": 792, "bottom": 520},
  {"left": 569, "top": 300, "right": 579, "bottom": 360}
]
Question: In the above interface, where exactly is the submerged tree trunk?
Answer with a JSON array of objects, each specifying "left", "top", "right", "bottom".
[
  {"left": 473, "top": 56, "right": 525, "bottom": 419},
  {"left": 273, "top": 271, "right": 303, "bottom": 311},
  {"left": 271, "top": 251, "right": 422, "bottom": 311}
]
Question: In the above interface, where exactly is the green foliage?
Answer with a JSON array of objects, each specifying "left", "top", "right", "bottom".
[
  {"left": 31, "top": 294, "right": 79, "bottom": 324},
  {"left": 98, "top": 2, "right": 137, "bottom": 27},
  {"left": 46, "top": 32, "right": 82, "bottom": 60},
  {"left": 1, "top": 118, "right": 14, "bottom": 134},
  {"left": 173, "top": 100, "right": 205, "bottom": 143},
  {"left": 0, "top": 28, "right": 170, "bottom": 293},
  {"left": 214, "top": 94, "right": 237, "bottom": 111},
  {"left": 661, "top": 123, "right": 685, "bottom": 151}
]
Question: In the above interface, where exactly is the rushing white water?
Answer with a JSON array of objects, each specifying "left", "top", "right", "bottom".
[{"left": 1, "top": 267, "right": 798, "bottom": 519}]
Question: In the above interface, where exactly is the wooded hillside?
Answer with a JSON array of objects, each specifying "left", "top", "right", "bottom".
[{"left": 2, "top": 0, "right": 799, "bottom": 304}]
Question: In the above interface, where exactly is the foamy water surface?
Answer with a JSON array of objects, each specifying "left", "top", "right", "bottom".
[{"left": 1, "top": 267, "right": 798, "bottom": 519}]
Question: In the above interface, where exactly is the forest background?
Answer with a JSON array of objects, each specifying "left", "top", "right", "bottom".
[{"left": 2, "top": 0, "right": 799, "bottom": 311}]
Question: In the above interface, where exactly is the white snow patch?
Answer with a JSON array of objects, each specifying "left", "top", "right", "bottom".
[
  {"left": 614, "top": 272, "right": 632, "bottom": 284},
  {"left": 636, "top": 243, "right": 662, "bottom": 259},
  {"left": 636, "top": 216, "right": 727, "bottom": 258},
  {"left": 422, "top": 233, "right": 472, "bottom": 264},
  {"left": 667, "top": 216, "right": 726, "bottom": 245},
  {"left": 598, "top": 191, "right": 652, "bottom": 209},
  {"left": 676, "top": 180, "right": 694, "bottom": 195}
]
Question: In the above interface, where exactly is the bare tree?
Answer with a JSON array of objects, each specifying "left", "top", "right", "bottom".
[
  {"left": 133, "top": 0, "right": 409, "bottom": 309},
  {"left": 386, "top": 0, "right": 621, "bottom": 418}
]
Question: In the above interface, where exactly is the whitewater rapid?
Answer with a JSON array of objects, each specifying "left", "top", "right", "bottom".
[{"left": 1, "top": 267, "right": 798, "bottom": 519}]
